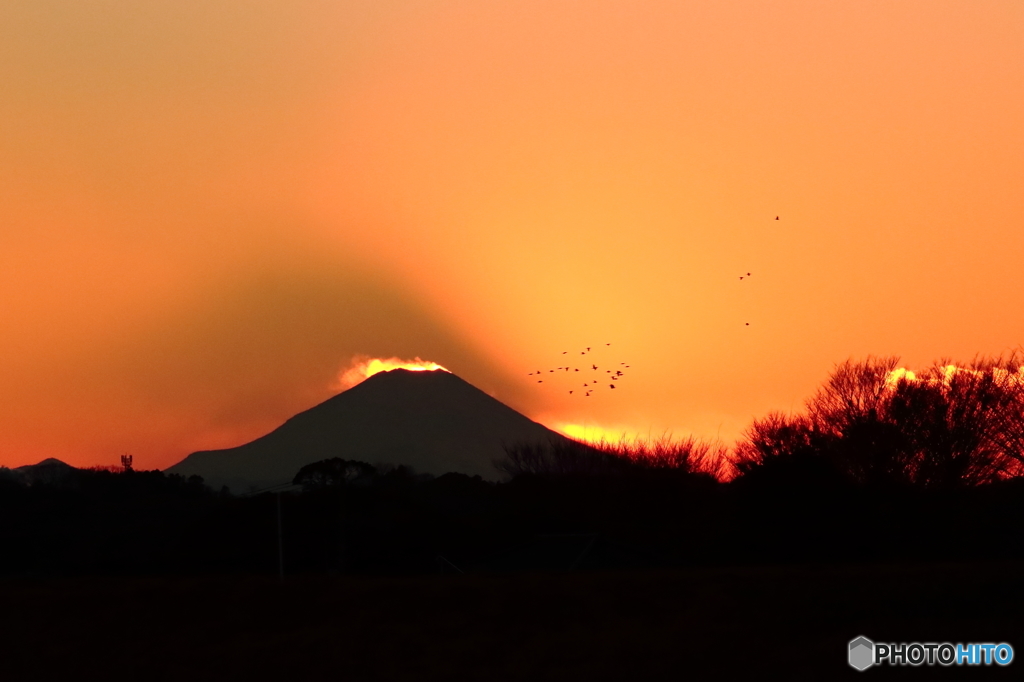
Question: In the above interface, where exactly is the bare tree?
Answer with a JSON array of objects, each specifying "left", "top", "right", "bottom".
[
  {"left": 899, "top": 355, "right": 1024, "bottom": 485},
  {"left": 600, "top": 434, "right": 729, "bottom": 480},
  {"left": 496, "top": 434, "right": 728, "bottom": 480},
  {"left": 496, "top": 439, "right": 626, "bottom": 478},
  {"left": 734, "top": 354, "right": 1024, "bottom": 487},
  {"left": 293, "top": 458, "right": 376, "bottom": 491},
  {"left": 731, "top": 412, "right": 820, "bottom": 478}
]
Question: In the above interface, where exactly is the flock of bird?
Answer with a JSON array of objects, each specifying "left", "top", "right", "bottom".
[
  {"left": 740, "top": 271, "right": 752, "bottom": 325},
  {"left": 527, "top": 344, "right": 631, "bottom": 397},
  {"left": 739, "top": 215, "right": 776, "bottom": 326},
  {"left": 527, "top": 216, "right": 778, "bottom": 391}
]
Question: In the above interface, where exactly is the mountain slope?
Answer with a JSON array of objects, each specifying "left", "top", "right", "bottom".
[{"left": 166, "top": 369, "right": 566, "bottom": 491}]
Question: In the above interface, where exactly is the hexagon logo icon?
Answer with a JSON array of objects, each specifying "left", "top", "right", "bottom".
[{"left": 849, "top": 636, "right": 874, "bottom": 671}]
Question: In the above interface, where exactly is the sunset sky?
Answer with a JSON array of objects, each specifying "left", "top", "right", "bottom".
[{"left": 2, "top": 1, "right": 1022, "bottom": 470}]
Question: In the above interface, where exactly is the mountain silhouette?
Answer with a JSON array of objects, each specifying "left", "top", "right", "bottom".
[
  {"left": 167, "top": 369, "right": 567, "bottom": 491},
  {"left": 9, "top": 458, "right": 79, "bottom": 486}
]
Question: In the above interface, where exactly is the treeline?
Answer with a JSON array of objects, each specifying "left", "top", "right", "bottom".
[
  {"left": 2, "top": 354, "right": 1024, "bottom": 577},
  {"left": 4, "top": 452, "right": 1024, "bottom": 577}
]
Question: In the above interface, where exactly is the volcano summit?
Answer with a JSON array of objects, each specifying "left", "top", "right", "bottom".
[{"left": 167, "top": 369, "right": 565, "bottom": 492}]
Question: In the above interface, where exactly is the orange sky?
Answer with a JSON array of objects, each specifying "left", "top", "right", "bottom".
[{"left": 2, "top": 1, "right": 1022, "bottom": 469}]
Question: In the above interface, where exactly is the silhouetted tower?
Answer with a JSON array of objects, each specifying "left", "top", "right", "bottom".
[{"left": 120, "top": 454, "right": 133, "bottom": 472}]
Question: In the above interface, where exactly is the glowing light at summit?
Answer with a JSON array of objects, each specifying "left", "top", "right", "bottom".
[{"left": 335, "top": 356, "right": 450, "bottom": 391}]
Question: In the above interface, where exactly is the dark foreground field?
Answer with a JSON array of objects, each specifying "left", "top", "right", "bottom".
[{"left": 4, "top": 560, "right": 1022, "bottom": 680}]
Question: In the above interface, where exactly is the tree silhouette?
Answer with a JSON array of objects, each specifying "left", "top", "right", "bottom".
[
  {"left": 731, "top": 412, "right": 835, "bottom": 484},
  {"left": 895, "top": 356, "right": 1024, "bottom": 485},
  {"left": 293, "top": 458, "right": 376, "bottom": 491},
  {"left": 496, "top": 439, "right": 621, "bottom": 478},
  {"left": 497, "top": 434, "right": 727, "bottom": 480},
  {"left": 733, "top": 355, "right": 1024, "bottom": 487}
]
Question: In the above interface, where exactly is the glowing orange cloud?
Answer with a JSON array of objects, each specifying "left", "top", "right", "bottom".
[
  {"left": 885, "top": 367, "right": 918, "bottom": 387},
  {"left": 335, "top": 355, "right": 450, "bottom": 390},
  {"left": 886, "top": 364, "right": 1024, "bottom": 390}
]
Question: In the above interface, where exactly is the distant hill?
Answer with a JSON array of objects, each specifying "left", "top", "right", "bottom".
[
  {"left": 5, "top": 458, "right": 80, "bottom": 486},
  {"left": 166, "top": 369, "right": 568, "bottom": 492}
]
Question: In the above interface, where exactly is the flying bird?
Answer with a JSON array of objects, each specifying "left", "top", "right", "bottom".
[
  {"left": 562, "top": 351, "right": 568, "bottom": 354},
  {"left": 538, "top": 380, "right": 543, "bottom": 383},
  {"left": 592, "top": 364, "right": 598, "bottom": 370},
  {"left": 745, "top": 322, "right": 750, "bottom": 326},
  {"left": 610, "top": 384, "right": 616, "bottom": 389},
  {"left": 747, "top": 272, "right": 751, "bottom": 276},
  {"left": 775, "top": 216, "right": 779, "bottom": 220},
  {"left": 569, "top": 391, "right": 573, "bottom": 395}
]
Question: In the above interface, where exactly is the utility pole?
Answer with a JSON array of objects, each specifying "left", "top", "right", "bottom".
[{"left": 276, "top": 491, "right": 284, "bottom": 582}]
